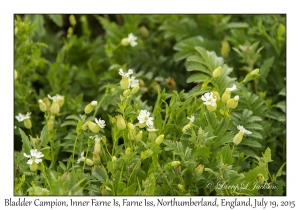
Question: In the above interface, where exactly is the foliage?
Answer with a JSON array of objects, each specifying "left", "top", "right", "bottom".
[{"left": 14, "top": 14, "right": 286, "bottom": 196}]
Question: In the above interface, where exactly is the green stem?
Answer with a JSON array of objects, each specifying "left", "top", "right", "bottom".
[
  {"left": 93, "top": 93, "right": 108, "bottom": 117},
  {"left": 72, "top": 133, "right": 80, "bottom": 168}
]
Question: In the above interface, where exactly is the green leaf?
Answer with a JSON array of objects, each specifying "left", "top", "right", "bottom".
[
  {"left": 60, "top": 120, "right": 78, "bottom": 127},
  {"left": 19, "top": 128, "right": 31, "bottom": 154},
  {"left": 240, "top": 139, "right": 262, "bottom": 148},
  {"left": 40, "top": 147, "right": 51, "bottom": 160},
  {"left": 92, "top": 166, "right": 107, "bottom": 183},
  {"left": 213, "top": 133, "right": 234, "bottom": 148},
  {"left": 187, "top": 73, "right": 209, "bottom": 83},
  {"left": 192, "top": 146, "right": 211, "bottom": 164},
  {"left": 118, "top": 183, "right": 137, "bottom": 196},
  {"left": 276, "top": 101, "right": 286, "bottom": 113},
  {"left": 279, "top": 88, "right": 286, "bottom": 96},
  {"left": 276, "top": 162, "right": 286, "bottom": 178},
  {"left": 259, "top": 57, "right": 274, "bottom": 82},
  {"left": 48, "top": 15, "right": 63, "bottom": 27},
  {"left": 219, "top": 144, "right": 234, "bottom": 165},
  {"left": 66, "top": 114, "right": 82, "bottom": 121},
  {"left": 263, "top": 147, "right": 273, "bottom": 163},
  {"left": 205, "top": 111, "right": 216, "bottom": 128}
]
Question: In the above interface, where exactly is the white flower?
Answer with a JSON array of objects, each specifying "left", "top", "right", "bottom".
[
  {"left": 138, "top": 110, "right": 154, "bottom": 127},
  {"left": 90, "top": 135, "right": 102, "bottom": 142},
  {"left": 201, "top": 92, "right": 217, "bottom": 106},
  {"left": 95, "top": 118, "right": 106, "bottom": 129},
  {"left": 77, "top": 152, "right": 85, "bottom": 163},
  {"left": 226, "top": 84, "right": 237, "bottom": 92},
  {"left": 147, "top": 125, "right": 158, "bottom": 132},
  {"left": 15, "top": 112, "right": 31, "bottom": 122},
  {"left": 237, "top": 125, "right": 252, "bottom": 135},
  {"left": 234, "top": 95, "right": 239, "bottom": 100},
  {"left": 129, "top": 76, "right": 139, "bottom": 88},
  {"left": 127, "top": 33, "right": 138, "bottom": 47},
  {"left": 187, "top": 115, "right": 195, "bottom": 123},
  {"left": 56, "top": 94, "right": 64, "bottom": 101},
  {"left": 119, "top": 69, "right": 133, "bottom": 78},
  {"left": 48, "top": 94, "right": 60, "bottom": 102},
  {"left": 91, "top": 101, "right": 98, "bottom": 106},
  {"left": 23, "top": 149, "right": 44, "bottom": 165}
]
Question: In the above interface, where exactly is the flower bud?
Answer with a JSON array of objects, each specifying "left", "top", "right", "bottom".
[
  {"left": 112, "top": 156, "right": 117, "bottom": 162},
  {"left": 233, "top": 131, "right": 244, "bottom": 145},
  {"left": 120, "top": 77, "right": 129, "bottom": 89},
  {"left": 14, "top": 69, "right": 18, "bottom": 80},
  {"left": 136, "top": 130, "right": 143, "bottom": 142},
  {"left": 125, "top": 147, "right": 131, "bottom": 155},
  {"left": 182, "top": 122, "right": 193, "bottom": 133},
  {"left": 212, "top": 91, "right": 220, "bottom": 102},
  {"left": 171, "top": 161, "right": 181, "bottom": 167},
  {"left": 85, "top": 158, "right": 94, "bottom": 166},
  {"left": 87, "top": 121, "right": 100, "bottom": 133},
  {"left": 38, "top": 99, "right": 47, "bottom": 112},
  {"left": 206, "top": 104, "right": 217, "bottom": 112},
  {"left": 139, "top": 26, "right": 149, "bottom": 37},
  {"left": 50, "top": 101, "right": 60, "bottom": 115},
  {"left": 123, "top": 89, "right": 131, "bottom": 97},
  {"left": 226, "top": 95, "right": 239, "bottom": 109},
  {"left": 121, "top": 38, "right": 130, "bottom": 46},
  {"left": 24, "top": 118, "right": 32, "bottom": 129},
  {"left": 251, "top": 68, "right": 260, "bottom": 75},
  {"left": 195, "top": 164, "right": 204, "bottom": 177},
  {"left": 131, "top": 86, "right": 140, "bottom": 94},
  {"left": 222, "top": 90, "right": 231, "bottom": 103},
  {"left": 256, "top": 173, "right": 265, "bottom": 184},
  {"left": 67, "top": 27, "right": 73, "bottom": 38},
  {"left": 213, "top": 67, "right": 222, "bottom": 78},
  {"left": 221, "top": 40, "right": 230, "bottom": 58},
  {"left": 141, "top": 149, "right": 153, "bottom": 160},
  {"left": 92, "top": 151, "right": 101, "bottom": 165},
  {"left": 69, "top": 15, "right": 76, "bottom": 26},
  {"left": 177, "top": 184, "right": 184, "bottom": 192},
  {"left": 116, "top": 115, "right": 126, "bottom": 130},
  {"left": 30, "top": 162, "right": 38, "bottom": 172},
  {"left": 155, "top": 134, "right": 164, "bottom": 145},
  {"left": 84, "top": 101, "right": 97, "bottom": 114}
]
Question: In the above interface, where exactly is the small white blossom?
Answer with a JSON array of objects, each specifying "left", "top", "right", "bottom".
[
  {"left": 234, "top": 95, "right": 239, "bottom": 100},
  {"left": 119, "top": 69, "right": 133, "bottom": 78},
  {"left": 15, "top": 112, "right": 31, "bottom": 122},
  {"left": 127, "top": 33, "right": 138, "bottom": 47},
  {"left": 201, "top": 92, "right": 217, "bottom": 106},
  {"left": 147, "top": 125, "right": 158, "bottom": 132},
  {"left": 48, "top": 94, "right": 60, "bottom": 102},
  {"left": 24, "top": 149, "right": 44, "bottom": 165},
  {"left": 91, "top": 101, "right": 98, "bottom": 106},
  {"left": 129, "top": 76, "right": 139, "bottom": 88},
  {"left": 77, "top": 152, "right": 85, "bottom": 163},
  {"left": 138, "top": 110, "right": 154, "bottom": 127},
  {"left": 237, "top": 125, "right": 252, "bottom": 135},
  {"left": 90, "top": 135, "right": 102, "bottom": 142},
  {"left": 95, "top": 118, "right": 106, "bottom": 129},
  {"left": 226, "top": 84, "right": 237, "bottom": 92},
  {"left": 187, "top": 115, "right": 195, "bottom": 123}
]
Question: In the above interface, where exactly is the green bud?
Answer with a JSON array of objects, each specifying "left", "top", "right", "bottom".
[
  {"left": 171, "top": 161, "right": 181, "bottom": 167},
  {"left": 213, "top": 67, "right": 222, "bottom": 78},
  {"left": 116, "top": 115, "right": 126, "bottom": 130},
  {"left": 121, "top": 38, "right": 130, "bottom": 46},
  {"left": 87, "top": 121, "right": 100, "bottom": 133},
  {"left": 84, "top": 101, "right": 97, "bottom": 114},
  {"left": 38, "top": 99, "right": 47, "bottom": 112},
  {"left": 182, "top": 122, "right": 193, "bottom": 133},
  {"left": 123, "top": 89, "right": 131, "bottom": 97},
  {"left": 131, "top": 86, "right": 140, "bottom": 94},
  {"left": 195, "top": 164, "right": 204, "bottom": 177},
  {"left": 136, "top": 130, "right": 143, "bottom": 142},
  {"left": 112, "top": 156, "right": 117, "bottom": 162},
  {"left": 125, "top": 147, "right": 131, "bottom": 155},
  {"left": 155, "top": 134, "right": 164, "bottom": 145},
  {"left": 24, "top": 119, "right": 32, "bottom": 129},
  {"left": 92, "top": 151, "right": 101, "bottom": 165},
  {"left": 139, "top": 25, "right": 149, "bottom": 37},
  {"left": 256, "top": 173, "right": 265, "bottom": 184},
  {"left": 120, "top": 77, "right": 129, "bottom": 89},
  {"left": 177, "top": 184, "right": 184, "bottom": 192},
  {"left": 14, "top": 69, "right": 18, "bottom": 80},
  {"left": 50, "top": 101, "right": 60, "bottom": 115},
  {"left": 141, "top": 149, "right": 153, "bottom": 160},
  {"left": 69, "top": 15, "right": 77, "bottom": 26}
]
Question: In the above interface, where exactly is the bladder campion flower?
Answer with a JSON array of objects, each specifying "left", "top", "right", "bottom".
[
  {"left": 121, "top": 33, "right": 138, "bottom": 47},
  {"left": 137, "top": 110, "right": 154, "bottom": 128},
  {"left": 233, "top": 125, "right": 252, "bottom": 145},
  {"left": 222, "top": 84, "right": 237, "bottom": 103},
  {"left": 77, "top": 152, "right": 94, "bottom": 166},
  {"left": 48, "top": 94, "right": 61, "bottom": 114},
  {"left": 182, "top": 115, "right": 195, "bottom": 133},
  {"left": 38, "top": 99, "right": 47, "bottom": 112},
  {"left": 201, "top": 92, "right": 217, "bottom": 111},
  {"left": 86, "top": 118, "right": 106, "bottom": 133},
  {"left": 24, "top": 149, "right": 44, "bottom": 171},
  {"left": 226, "top": 95, "right": 239, "bottom": 109},
  {"left": 119, "top": 69, "right": 134, "bottom": 89},
  {"left": 92, "top": 135, "right": 102, "bottom": 153},
  {"left": 129, "top": 76, "right": 139, "bottom": 88},
  {"left": 84, "top": 100, "right": 97, "bottom": 114},
  {"left": 15, "top": 112, "right": 32, "bottom": 129}
]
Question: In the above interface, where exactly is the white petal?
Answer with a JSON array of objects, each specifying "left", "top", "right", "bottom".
[
  {"left": 27, "top": 159, "right": 33, "bottom": 165},
  {"left": 34, "top": 158, "right": 43, "bottom": 164},
  {"left": 227, "top": 84, "right": 237, "bottom": 92},
  {"left": 119, "top": 69, "right": 125, "bottom": 76},
  {"left": 23, "top": 153, "right": 31, "bottom": 158},
  {"left": 234, "top": 95, "right": 239, "bottom": 100}
]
